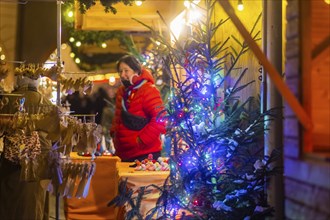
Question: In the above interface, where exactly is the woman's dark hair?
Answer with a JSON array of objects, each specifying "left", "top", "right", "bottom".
[{"left": 116, "top": 55, "right": 142, "bottom": 75}]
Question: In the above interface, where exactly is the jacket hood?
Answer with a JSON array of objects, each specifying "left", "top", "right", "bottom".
[{"left": 139, "top": 68, "right": 155, "bottom": 84}]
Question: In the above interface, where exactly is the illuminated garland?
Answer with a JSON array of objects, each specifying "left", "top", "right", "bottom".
[
  {"left": 76, "top": 0, "right": 138, "bottom": 14},
  {"left": 62, "top": 0, "right": 140, "bottom": 71}
]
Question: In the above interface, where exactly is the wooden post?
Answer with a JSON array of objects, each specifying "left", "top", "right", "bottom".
[
  {"left": 55, "top": 1, "right": 62, "bottom": 220},
  {"left": 263, "top": 0, "right": 284, "bottom": 219}
]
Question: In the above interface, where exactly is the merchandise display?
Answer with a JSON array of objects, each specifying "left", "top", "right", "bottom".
[
  {"left": 133, "top": 154, "right": 170, "bottom": 171},
  {"left": 0, "top": 70, "right": 101, "bottom": 220}
]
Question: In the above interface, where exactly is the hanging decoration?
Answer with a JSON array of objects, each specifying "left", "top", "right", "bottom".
[
  {"left": 75, "top": 0, "right": 139, "bottom": 14},
  {"left": 14, "top": 64, "right": 93, "bottom": 95},
  {"left": 62, "top": 0, "right": 140, "bottom": 71}
]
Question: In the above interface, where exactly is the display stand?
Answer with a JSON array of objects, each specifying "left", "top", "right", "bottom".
[
  {"left": 1, "top": 2, "right": 97, "bottom": 220},
  {"left": 55, "top": 1, "right": 62, "bottom": 219}
]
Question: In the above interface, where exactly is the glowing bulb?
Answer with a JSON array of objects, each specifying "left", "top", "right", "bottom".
[
  {"left": 135, "top": 1, "right": 142, "bottom": 6},
  {"left": 69, "top": 37, "right": 75, "bottom": 42},
  {"left": 237, "top": 0, "right": 244, "bottom": 11},
  {"left": 184, "top": 0, "right": 190, "bottom": 8},
  {"left": 61, "top": 43, "right": 67, "bottom": 50},
  {"left": 101, "top": 43, "right": 107, "bottom": 48},
  {"left": 68, "top": 11, "right": 73, "bottom": 17},
  {"left": 70, "top": 52, "right": 75, "bottom": 58},
  {"left": 325, "top": 0, "right": 330, "bottom": 4},
  {"left": 75, "top": 41, "right": 81, "bottom": 47},
  {"left": 0, "top": 54, "right": 5, "bottom": 60},
  {"left": 109, "top": 76, "right": 116, "bottom": 85},
  {"left": 75, "top": 58, "right": 81, "bottom": 63}
]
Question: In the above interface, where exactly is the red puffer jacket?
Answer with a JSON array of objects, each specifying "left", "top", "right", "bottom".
[{"left": 110, "top": 68, "right": 166, "bottom": 160}]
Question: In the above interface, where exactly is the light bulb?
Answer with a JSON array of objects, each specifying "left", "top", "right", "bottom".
[
  {"left": 237, "top": 0, "right": 244, "bottom": 11},
  {"left": 135, "top": 1, "right": 142, "bottom": 6},
  {"left": 109, "top": 76, "right": 116, "bottom": 85},
  {"left": 68, "top": 11, "right": 73, "bottom": 18},
  {"left": 184, "top": 1, "right": 190, "bottom": 8}
]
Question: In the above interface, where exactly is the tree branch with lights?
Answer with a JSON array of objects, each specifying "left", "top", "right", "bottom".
[{"left": 108, "top": 0, "right": 282, "bottom": 219}]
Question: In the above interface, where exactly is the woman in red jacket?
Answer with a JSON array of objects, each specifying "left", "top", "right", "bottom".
[{"left": 110, "top": 55, "right": 166, "bottom": 162}]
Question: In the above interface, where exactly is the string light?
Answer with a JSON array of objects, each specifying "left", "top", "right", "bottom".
[
  {"left": 109, "top": 76, "right": 116, "bottom": 85},
  {"left": 135, "top": 1, "right": 142, "bottom": 6},
  {"left": 0, "top": 46, "right": 5, "bottom": 61},
  {"left": 183, "top": 0, "right": 190, "bottom": 8},
  {"left": 67, "top": 11, "right": 73, "bottom": 17},
  {"left": 237, "top": 0, "right": 244, "bottom": 11}
]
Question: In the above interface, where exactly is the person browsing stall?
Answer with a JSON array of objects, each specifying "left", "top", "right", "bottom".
[{"left": 110, "top": 55, "right": 166, "bottom": 162}]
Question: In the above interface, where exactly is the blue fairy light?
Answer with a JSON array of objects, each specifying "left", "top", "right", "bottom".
[{"left": 19, "top": 97, "right": 25, "bottom": 112}]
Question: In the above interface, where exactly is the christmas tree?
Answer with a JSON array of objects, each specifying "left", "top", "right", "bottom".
[{"left": 109, "top": 1, "right": 281, "bottom": 219}]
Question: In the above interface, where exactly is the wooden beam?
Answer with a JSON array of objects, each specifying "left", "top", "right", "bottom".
[
  {"left": 218, "top": 0, "right": 313, "bottom": 131},
  {"left": 300, "top": 1, "right": 313, "bottom": 152},
  {"left": 312, "top": 36, "right": 330, "bottom": 66}
]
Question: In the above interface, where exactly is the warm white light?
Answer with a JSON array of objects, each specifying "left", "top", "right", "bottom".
[
  {"left": 43, "top": 60, "right": 56, "bottom": 69},
  {"left": 184, "top": 0, "right": 190, "bottom": 8},
  {"left": 184, "top": 0, "right": 200, "bottom": 8},
  {"left": 109, "top": 76, "right": 116, "bottom": 85},
  {"left": 101, "top": 43, "right": 107, "bottom": 48},
  {"left": 0, "top": 54, "right": 5, "bottom": 60},
  {"left": 155, "top": 41, "right": 161, "bottom": 46},
  {"left": 70, "top": 52, "right": 75, "bottom": 58},
  {"left": 170, "top": 11, "right": 186, "bottom": 43},
  {"left": 75, "top": 41, "right": 81, "bottom": 47},
  {"left": 61, "top": 43, "right": 67, "bottom": 50},
  {"left": 135, "top": 1, "right": 142, "bottom": 6},
  {"left": 69, "top": 37, "right": 75, "bottom": 42},
  {"left": 237, "top": 0, "right": 244, "bottom": 11},
  {"left": 75, "top": 58, "right": 81, "bottom": 63},
  {"left": 68, "top": 11, "right": 73, "bottom": 17},
  {"left": 188, "top": 8, "right": 201, "bottom": 23},
  {"left": 325, "top": 0, "right": 330, "bottom": 4}
]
